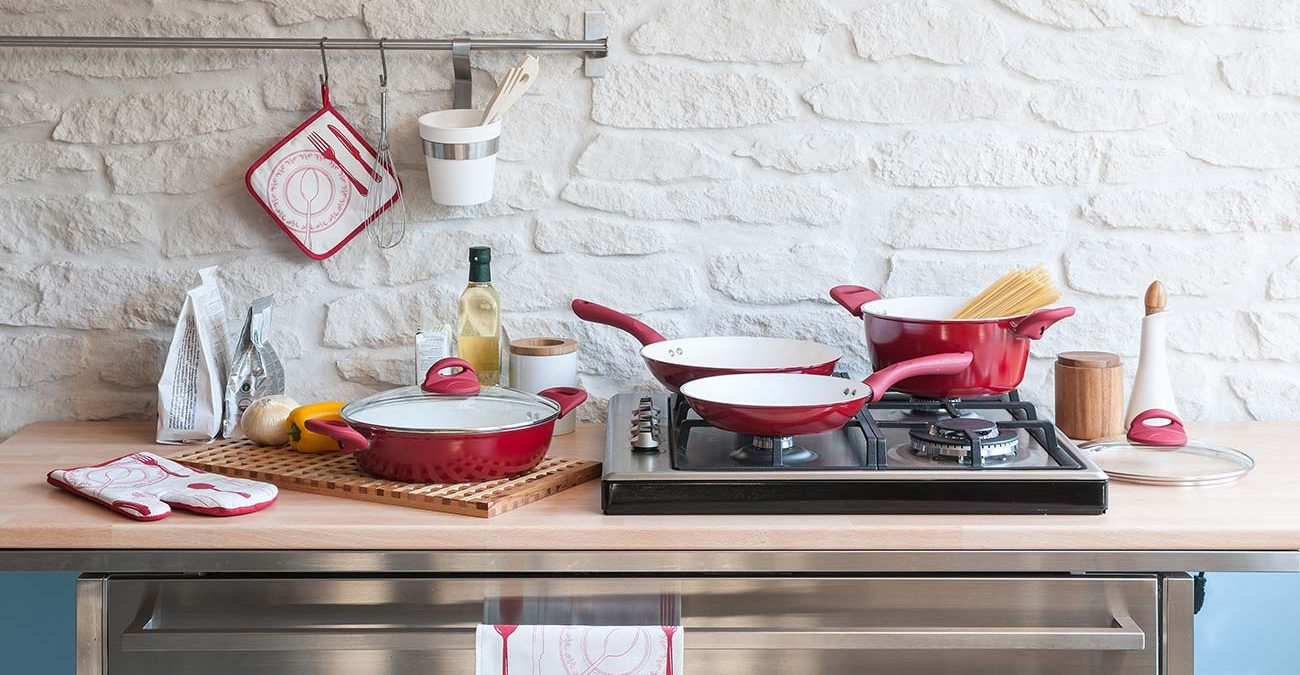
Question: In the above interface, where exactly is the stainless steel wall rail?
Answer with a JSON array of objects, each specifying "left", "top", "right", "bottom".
[
  {"left": 0, "top": 35, "right": 606, "bottom": 55},
  {"left": 0, "top": 9, "right": 611, "bottom": 100}
]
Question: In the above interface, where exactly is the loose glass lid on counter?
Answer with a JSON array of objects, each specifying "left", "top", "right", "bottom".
[{"left": 1082, "top": 409, "right": 1254, "bottom": 487}]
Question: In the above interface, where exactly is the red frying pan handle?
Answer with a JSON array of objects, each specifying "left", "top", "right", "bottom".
[
  {"left": 830, "top": 285, "right": 882, "bottom": 318},
  {"left": 1127, "top": 409, "right": 1188, "bottom": 447},
  {"left": 1012, "top": 306, "right": 1075, "bottom": 340},
  {"left": 303, "top": 419, "right": 369, "bottom": 453},
  {"left": 862, "top": 352, "right": 974, "bottom": 402},
  {"left": 539, "top": 386, "right": 588, "bottom": 418},
  {"left": 421, "top": 357, "right": 482, "bottom": 395},
  {"left": 571, "top": 299, "right": 667, "bottom": 346}
]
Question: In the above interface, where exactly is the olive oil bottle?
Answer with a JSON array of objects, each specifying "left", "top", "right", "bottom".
[{"left": 456, "top": 246, "right": 501, "bottom": 385}]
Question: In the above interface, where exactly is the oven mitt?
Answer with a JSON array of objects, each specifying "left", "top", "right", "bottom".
[{"left": 48, "top": 452, "right": 278, "bottom": 521}]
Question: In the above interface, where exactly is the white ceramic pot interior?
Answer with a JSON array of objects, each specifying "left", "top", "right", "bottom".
[
  {"left": 861, "top": 296, "right": 1034, "bottom": 322},
  {"left": 642, "top": 336, "right": 841, "bottom": 369},
  {"left": 346, "top": 395, "right": 556, "bottom": 433},
  {"left": 681, "top": 373, "right": 867, "bottom": 407},
  {"left": 417, "top": 108, "right": 500, "bottom": 143}
]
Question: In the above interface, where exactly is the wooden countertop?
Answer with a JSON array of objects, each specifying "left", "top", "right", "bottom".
[{"left": 1, "top": 421, "right": 1297, "bottom": 551}]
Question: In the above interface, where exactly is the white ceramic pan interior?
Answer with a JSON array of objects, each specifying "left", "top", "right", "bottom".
[
  {"left": 861, "top": 296, "right": 1044, "bottom": 322},
  {"left": 680, "top": 373, "right": 867, "bottom": 407},
  {"left": 641, "top": 336, "right": 841, "bottom": 369}
]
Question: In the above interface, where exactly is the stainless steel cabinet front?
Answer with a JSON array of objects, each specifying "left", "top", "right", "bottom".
[{"left": 99, "top": 575, "right": 1160, "bottom": 675}]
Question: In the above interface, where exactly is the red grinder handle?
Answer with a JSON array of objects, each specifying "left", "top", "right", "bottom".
[
  {"left": 829, "top": 285, "right": 882, "bottom": 318},
  {"left": 571, "top": 299, "right": 667, "bottom": 346},
  {"left": 1012, "top": 306, "right": 1076, "bottom": 340},
  {"left": 1127, "top": 409, "right": 1188, "bottom": 447},
  {"left": 862, "top": 352, "right": 974, "bottom": 402},
  {"left": 539, "top": 386, "right": 588, "bottom": 418},
  {"left": 303, "top": 419, "right": 369, "bottom": 453},
  {"left": 421, "top": 357, "right": 482, "bottom": 395}
]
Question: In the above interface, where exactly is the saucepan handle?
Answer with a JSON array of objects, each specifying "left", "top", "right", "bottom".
[
  {"left": 303, "top": 419, "right": 369, "bottom": 453},
  {"left": 829, "top": 285, "right": 882, "bottom": 318},
  {"left": 1127, "top": 409, "right": 1188, "bottom": 447},
  {"left": 421, "top": 357, "right": 482, "bottom": 395},
  {"left": 1012, "top": 306, "right": 1076, "bottom": 340},
  {"left": 539, "top": 386, "right": 588, "bottom": 418},
  {"left": 862, "top": 352, "right": 974, "bottom": 402},
  {"left": 571, "top": 299, "right": 667, "bottom": 346}
]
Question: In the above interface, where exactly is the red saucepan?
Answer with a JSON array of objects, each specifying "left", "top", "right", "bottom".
[
  {"left": 830, "top": 285, "right": 1075, "bottom": 399},
  {"left": 306, "top": 358, "right": 586, "bottom": 483},
  {"left": 572, "top": 299, "right": 842, "bottom": 393},
  {"left": 681, "top": 352, "right": 974, "bottom": 461}
]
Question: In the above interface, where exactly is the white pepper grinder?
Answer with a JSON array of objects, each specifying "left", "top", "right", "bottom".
[{"left": 1125, "top": 280, "right": 1178, "bottom": 427}]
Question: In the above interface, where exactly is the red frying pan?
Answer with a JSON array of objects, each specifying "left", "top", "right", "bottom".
[
  {"left": 572, "top": 299, "right": 842, "bottom": 393},
  {"left": 680, "top": 352, "right": 974, "bottom": 462}
]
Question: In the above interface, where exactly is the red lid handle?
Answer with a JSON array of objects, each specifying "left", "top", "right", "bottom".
[
  {"left": 571, "top": 299, "right": 667, "bottom": 346},
  {"left": 1127, "top": 409, "right": 1188, "bottom": 447},
  {"left": 421, "top": 357, "right": 481, "bottom": 395},
  {"left": 830, "top": 285, "right": 882, "bottom": 318}
]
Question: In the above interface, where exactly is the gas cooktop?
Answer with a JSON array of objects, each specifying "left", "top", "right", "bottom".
[{"left": 602, "top": 389, "right": 1108, "bottom": 515}]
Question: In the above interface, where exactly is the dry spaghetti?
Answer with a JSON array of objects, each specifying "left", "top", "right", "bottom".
[{"left": 951, "top": 265, "right": 1061, "bottom": 319}]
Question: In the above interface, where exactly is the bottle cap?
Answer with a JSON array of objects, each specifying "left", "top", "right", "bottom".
[{"left": 469, "top": 246, "right": 491, "bottom": 263}]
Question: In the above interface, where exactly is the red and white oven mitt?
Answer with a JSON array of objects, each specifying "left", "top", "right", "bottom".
[
  {"left": 246, "top": 83, "right": 400, "bottom": 260},
  {"left": 48, "top": 452, "right": 278, "bottom": 521}
]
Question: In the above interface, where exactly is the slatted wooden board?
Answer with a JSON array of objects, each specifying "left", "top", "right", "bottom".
[{"left": 166, "top": 439, "right": 602, "bottom": 518}]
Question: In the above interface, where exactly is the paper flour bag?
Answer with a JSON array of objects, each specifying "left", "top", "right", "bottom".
[{"left": 157, "top": 267, "right": 229, "bottom": 444}]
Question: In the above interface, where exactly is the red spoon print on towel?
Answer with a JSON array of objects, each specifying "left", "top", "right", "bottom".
[{"left": 265, "top": 149, "right": 352, "bottom": 251}]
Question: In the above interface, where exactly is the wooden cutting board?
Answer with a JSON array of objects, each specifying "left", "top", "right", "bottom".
[{"left": 166, "top": 439, "right": 601, "bottom": 518}]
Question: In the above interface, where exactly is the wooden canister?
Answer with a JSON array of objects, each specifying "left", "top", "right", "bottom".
[{"left": 1054, "top": 351, "right": 1124, "bottom": 441}]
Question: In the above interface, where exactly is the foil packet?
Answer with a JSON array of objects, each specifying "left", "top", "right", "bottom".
[{"left": 222, "top": 296, "right": 285, "bottom": 439}]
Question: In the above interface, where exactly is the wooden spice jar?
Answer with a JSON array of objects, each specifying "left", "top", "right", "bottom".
[{"left": 1054, "top": 351, "right": 1124, "bottom": 441}]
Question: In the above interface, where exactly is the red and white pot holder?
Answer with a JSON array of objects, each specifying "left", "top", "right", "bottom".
[
  {"left": 246, "top": 83, "right": 399, "bottom": 260},
  {"left": 475, "top": 625, "right": 683, "bottom": 675},
  {"left": 48, "top": 452, "right": 278, "bottom": 521}
]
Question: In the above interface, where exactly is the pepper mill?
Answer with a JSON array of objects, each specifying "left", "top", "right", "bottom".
[{"left": 1125, "top": 280, "right": 1178, "bottom": 427}]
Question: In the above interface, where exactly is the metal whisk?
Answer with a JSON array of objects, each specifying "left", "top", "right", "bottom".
[{"left": 365, "top": 38, "right": 407, "bottom": 249}]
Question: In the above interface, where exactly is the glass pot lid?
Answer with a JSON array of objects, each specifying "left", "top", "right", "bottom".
[
  {"left": 1081, "top": 409, "right": 1254, "bottom": 487},
  {"left": 342, "top": 359, "right": 558, "bottom": 434},
  {"left": 1082, "top": 439, "right": 1254, "bottom": 487}
]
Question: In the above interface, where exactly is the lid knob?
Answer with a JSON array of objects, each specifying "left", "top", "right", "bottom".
[{"left": 421, "top": 357, "right": 481, "bottom": 395}]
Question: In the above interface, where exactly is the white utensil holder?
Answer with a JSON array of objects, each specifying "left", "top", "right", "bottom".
[
  {"left": 509, "top": 338, "right": 579, "bottom": 436},
  {"left": 418, "top": 109, "right": 499, "bottom": 206}
]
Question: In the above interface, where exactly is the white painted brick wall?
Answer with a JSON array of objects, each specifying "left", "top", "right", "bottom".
[{"left": 1, "top": 0, "right": 1298, "bottom": 438}]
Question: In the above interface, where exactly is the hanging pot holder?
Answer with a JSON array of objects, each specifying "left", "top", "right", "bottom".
[{"left": 245, "top": 83, "right": 400, "bottom": 260}]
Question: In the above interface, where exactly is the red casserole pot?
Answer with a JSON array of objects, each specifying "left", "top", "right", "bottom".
[
  {"left": 305, "top": 358, "right": 587, "bottom": 483},
  {"left": 572, "top": 299, "right": 841, "bottom": 393},
  {"left": 830, "top": 285, "right": 1075, "bottom": 399}
]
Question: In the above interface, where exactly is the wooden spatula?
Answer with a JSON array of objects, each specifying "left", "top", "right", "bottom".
[{"left": 480, "top": 54, "right": 538, "bottom": 126}]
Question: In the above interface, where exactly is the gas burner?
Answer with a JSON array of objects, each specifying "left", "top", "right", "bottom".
[
  {"left": 907, "top": 404, "right": 979, "bottom": 419},
  {"left": 909, "top": 418, "right": 1020, "bottom": 463},
  {"left": 730, "top": 436, "right": 817, "bottom": 464}
]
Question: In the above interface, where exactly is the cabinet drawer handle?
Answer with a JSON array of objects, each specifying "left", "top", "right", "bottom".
[{"left": 121, "top": 616, "right": 1144, "bottom": 653}]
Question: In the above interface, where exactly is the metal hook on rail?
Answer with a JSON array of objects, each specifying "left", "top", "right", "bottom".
[
  {"left": 378, "top": 37, "right": 388, "bottom": 88},
  {"left": 318, "top": 36, "right": 329, "bottom": 86}
]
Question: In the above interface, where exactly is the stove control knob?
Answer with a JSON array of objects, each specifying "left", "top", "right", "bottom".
[{"left": 631, "top": 423, "right": 660, "bottom": 452}]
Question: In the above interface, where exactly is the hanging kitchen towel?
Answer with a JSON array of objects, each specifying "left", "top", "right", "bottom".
[
  {"left": 246, "top": 83, "right": 400, "bottom": 260},
  {"left": 475, "top": 625, "right": 683, "bottom": 675},
  {"left": 48, "top": 452, "right": 278, "bottom": 521}
]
